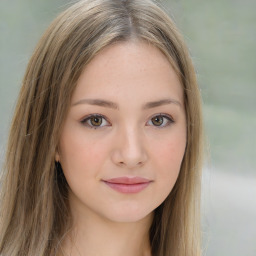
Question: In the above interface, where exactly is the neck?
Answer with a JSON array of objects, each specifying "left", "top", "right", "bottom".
[{"left": 61, "top": 204, "right": 153, "bottom": 256}]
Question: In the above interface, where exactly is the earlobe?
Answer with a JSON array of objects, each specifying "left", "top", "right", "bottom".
[{"left": 55, "top": 151, "right": 60, "bottom": 162}]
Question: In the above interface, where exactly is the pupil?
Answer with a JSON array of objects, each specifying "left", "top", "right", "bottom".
[
  {"left": 91, "top": 117, "right": 102, "bottom": 126},
  {"left": 152, "top": 116, "right": 163, "bottom": 126}
]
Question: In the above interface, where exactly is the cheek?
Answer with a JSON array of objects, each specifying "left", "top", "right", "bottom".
[
  {"left": 152, "top": 134, "right": 186, "bottom": 184},
  {"left": 155, "top": 136, "right": 186, "bottom": 166},
  {"left": 145, "top": 134, "right": 186, "bottom": 209},
  {"left": 59, "top": 128, "right": 109, "bottom": 178}
]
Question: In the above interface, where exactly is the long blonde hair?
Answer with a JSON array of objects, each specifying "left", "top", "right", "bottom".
[{"left": 0, "top": 0, "right": 203, "bottom": 255}]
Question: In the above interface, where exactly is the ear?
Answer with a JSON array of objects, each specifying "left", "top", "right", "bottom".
[{"left": 55, "top": 150, "right": 60, "bottom": 162}]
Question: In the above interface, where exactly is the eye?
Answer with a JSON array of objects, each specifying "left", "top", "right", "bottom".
[
  {"left": 147, "top": 114, "right": 174, "bottom": 128},
  {"left": 81, "top": 114, "right": 110, "bottom": 128}
]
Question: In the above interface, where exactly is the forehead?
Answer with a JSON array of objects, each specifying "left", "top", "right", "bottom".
[{"left": 72, "top": 41, "right": 183, "bottom": 105}]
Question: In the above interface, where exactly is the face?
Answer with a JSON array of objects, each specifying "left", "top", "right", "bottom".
[{"left": 56, "top": 41, "right": 187, "bottom": 224}]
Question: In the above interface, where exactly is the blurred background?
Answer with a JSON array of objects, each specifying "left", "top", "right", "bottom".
[{"left": 0, "top": 0, "right": 255, "bottom": 255}]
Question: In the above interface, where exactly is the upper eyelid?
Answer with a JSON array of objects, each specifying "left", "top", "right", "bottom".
[
  {"left": 80, "top": 113, "right": 174, "bottom": 126},
  {"left": 80, "top": 113, "right": 174, "bottom": 119},
  {"left": 146, "top": 113, "right": 174, "bottom": 128},
  {"left": 80, "top": 113, "right": 109, "bottom": 122},
  {"left": 150, "top": 113, "right": 174, "bottom": 121},
  {"left": 80, "top": 114, "right": 111, "bottom": 128}
]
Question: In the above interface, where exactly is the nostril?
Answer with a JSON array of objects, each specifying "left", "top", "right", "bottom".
[
  {"left": 118, "top": 160, "right": 144, "bottom": 167},
  {"left": 117, "top": 161, "right": 125, "bottom": 166}
]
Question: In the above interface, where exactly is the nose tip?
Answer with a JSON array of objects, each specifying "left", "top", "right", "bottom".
[{"left": 111, "top": 129, "right": 148, "bottom": 169}]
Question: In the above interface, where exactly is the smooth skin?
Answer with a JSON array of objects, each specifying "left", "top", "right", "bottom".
[{"left": 56, "top": 41, "right": 187, "bottom": 256}]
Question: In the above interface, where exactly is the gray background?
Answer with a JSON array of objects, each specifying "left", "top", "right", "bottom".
[{"left": 0, "top": 0, "right": 255, "bottom": 255}]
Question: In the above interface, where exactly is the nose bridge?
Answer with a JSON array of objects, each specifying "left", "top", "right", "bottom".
[
  {"left": 112, "top": 123, "right": 148, "bottom": 168},
  {"left": 123, "top": 125, "right": 142, "bottom": 153}
]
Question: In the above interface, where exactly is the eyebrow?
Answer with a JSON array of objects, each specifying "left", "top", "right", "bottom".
[
  {"left": 142, "top": 98, "right": 182, "bottom": 109},
  {"left": 72, "top": 99, "right": 119, "bottom": 109},
  {"left": 72, "top": 98, "right": 182, "bottom": 109}
]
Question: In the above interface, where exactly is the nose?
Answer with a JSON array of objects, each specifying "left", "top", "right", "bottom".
[{"left": 111, "top": 126, "right": 148, "bottom": 169}]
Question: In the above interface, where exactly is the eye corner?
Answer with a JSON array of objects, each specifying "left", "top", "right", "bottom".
[
  {"left": 80, "top": 114, "right": 111, "bottom": 129},
  {"left": 146, "top": 113, "right": 175, "bottom": 128}
]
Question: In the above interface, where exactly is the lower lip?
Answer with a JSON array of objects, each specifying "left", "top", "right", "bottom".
[{"left": 103, "top": 181, "right": 151, "bottom": 194}]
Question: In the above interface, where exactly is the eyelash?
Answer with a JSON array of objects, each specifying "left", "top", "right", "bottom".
[
  {"left": 80, "top": 114, "right": 110, "bottom": 129},
  {"left": 80, "top": 113, "right": 174, "bottom": 129},
  {"left": 146, "top": 113, "right": 174, "bottom": 128}
]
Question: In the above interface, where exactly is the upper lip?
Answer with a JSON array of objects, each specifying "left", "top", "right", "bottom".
[{"left": 103, "top": 176, "right": 152, "bottom": 184}]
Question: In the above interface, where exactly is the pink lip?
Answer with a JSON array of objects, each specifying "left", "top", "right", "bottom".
[{"left": 102, "top": 177, "right": 152, "bottom": 194}]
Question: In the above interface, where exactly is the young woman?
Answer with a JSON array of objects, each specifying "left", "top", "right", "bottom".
[{"left": 0, "top": 0, "right": 204, "bottom": 255}]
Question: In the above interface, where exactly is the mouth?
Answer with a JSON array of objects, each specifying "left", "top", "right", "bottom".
[{"left": 102, "top": 177, "right": 152, "bottom": 194}]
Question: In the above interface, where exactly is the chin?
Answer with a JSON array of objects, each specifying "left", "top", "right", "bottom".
[{"left": 101, "top": 204, "right": 154, "bottom": 224}]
